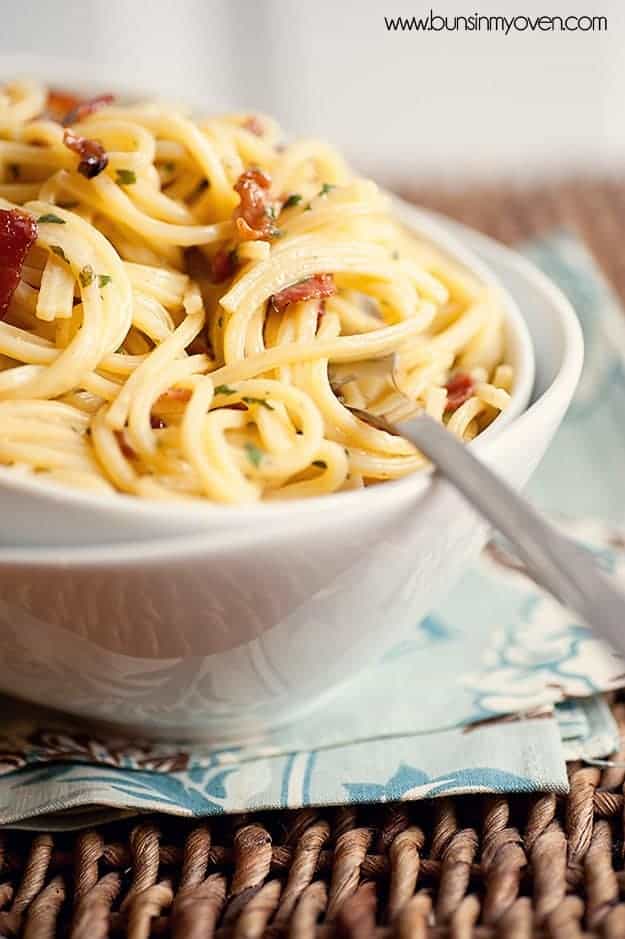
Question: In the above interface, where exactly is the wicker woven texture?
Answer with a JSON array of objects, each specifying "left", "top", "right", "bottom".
[
  {"left": 402, "top": 176, "right": 625, "bottom": 305},
  {"left": 1, "top": 715, "right": 624, "bottom": 939},
  {"left": 2, "top": 178, "right": 624, "bottom": 936}
]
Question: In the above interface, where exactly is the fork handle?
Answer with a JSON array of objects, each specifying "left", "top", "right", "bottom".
[{"left": 408, "top": 415, "right": 625, "bottom": 654}]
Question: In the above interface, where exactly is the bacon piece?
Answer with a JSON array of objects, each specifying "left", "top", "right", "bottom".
[
  {"left": 0, "top": 209, "right": 38, "bottom": 320},
  {"left": 157, "top": 388, "right": 192, "bottom": 404},
  {"left": 46, "top": 90, "right": 115, "bottom": 125},
  {"left": 63, "top": 129, "right": 108, "bottom": 179},
  {"left": 271, "top": 274, "right": 336, "bottom": 313},
  {"left": 46, "top": 89, "right": 80, "bottom": 121},
  {"left": 317, "top": 300, "right": 326, "bottom": 330},
  {"left": 243, "top": 116, "right": 264, "bottom": 136},
  {"left": 211, "top": 247, "right": 238, "bottom": 283},
  {"left": 63, "top": 94, "right": 114, "bottom": 126},
  {"left": 220, "top": 401, "right": 248, "bottom": 411},
  {"left": 233, "top": 168, "right": 276, "bottom": 241},
  {"left": 114, "top": 430, "right": 136, "bottom": 459},
  {"left": 444, "top": 372, "right": 474, "bottom": 412}
]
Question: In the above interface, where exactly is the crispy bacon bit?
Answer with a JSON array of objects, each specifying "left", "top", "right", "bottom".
[
  {"left": 346, "top": 406, "right": 403, "bottom": 437},
  {"left": 46, "top": 89, "right": 81, "bottom": 121},
  {"left": 157, "top": 388, "right": 192, "bottom": 404},
  {"left": 317, "top": 300, "right": 326, "bottom": 330},
  {"left": 233, "top": 168, "right": 277, "bottom": 241},
  {"left": 63, "top": 94, "right": 114, "bottom": 126},
  {"left": 444, "top": 372, "right": 474, "bottom": 413},
  {"left": 271, "top": 274, "right": 336, "bottom": 314},
  {"left": 0, "top": 209, "right": 38, "bottom": 320},
  {"left": 211, "top": 247, "right": 238, "bottom": 283},
  {"left": 114, "top": 430, "right": 136, "bottom": 459},
  {"left": 63, "top": 129, "right": 109, "bottom": 179},
  {"left": 221, "top": 401, "right": 248, "bottom": 411},
  {"left": 243, "top": 116, "right": 264, "bottom": 136},
  {"left": 187, "top": 333, "right": 213, "bottom": 358}
]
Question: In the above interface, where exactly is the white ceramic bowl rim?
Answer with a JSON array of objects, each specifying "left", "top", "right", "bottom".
[
  {"left": 0, "top": 63, "right": 541, "bottom": 539},
  {"left": 0, "top": 202, "right": 535, "bottom": 528},
  {"left": 0, "top": 63, "right": 582, "bottom": 555},
  {"left": 0, "top": 225, "right": 583, "bottom": 565}
]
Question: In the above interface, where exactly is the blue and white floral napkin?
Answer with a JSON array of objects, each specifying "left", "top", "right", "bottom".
[{"left": 0, "top": 230, "right": 623, "bottom": 828}]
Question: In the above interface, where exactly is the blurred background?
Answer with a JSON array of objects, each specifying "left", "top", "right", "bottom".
[
  {"left": 1, "top": 0, "right": 622, "bottom": 187},
  {"left": 3, "top": 0, "right": 625, "bottom": 289}
]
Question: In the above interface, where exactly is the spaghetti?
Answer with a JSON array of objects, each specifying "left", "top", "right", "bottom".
[{"left": 0, "top": 78, "right": 513, "bottom": 503}]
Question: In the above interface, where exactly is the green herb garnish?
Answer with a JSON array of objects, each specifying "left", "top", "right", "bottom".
[
  {"left": 243, "top": 396, "right": 274, "bottom": 411},
  {"left": 313, "top": 460, "right": 327, "bottom": 469},
  {"left": 79, "top": 265, "right": 95, "bottom": 287},
  {"left": 98, "top": 274, "right": 112, "bottom": 288},
  {"left": 163, "top": 161, "right": 175, "bottom": 173},
  {"left": 38, "top": 213, "right": 66, "bottom": 224},
  {"left": 50, "top": 245, "right": 69, "bottom": 263},
  {"left": 318, "top": 183, "right": 335, "bottom": 197},
  {"left": 244, "top": 441, "right": 263, "bottom": 468},
  {"left": 116, "top": 169, "right": 137, "bottom": 186},
  {"left": 214, "top": 384, "right": 236, "bottom": 395},
  {"left": 283, "top": 193, "right": 302, "bottom": 209}
]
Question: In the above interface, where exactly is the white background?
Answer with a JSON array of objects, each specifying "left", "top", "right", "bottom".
[{"left": 0, "top": 0, "right": 621, "bottom": 184}]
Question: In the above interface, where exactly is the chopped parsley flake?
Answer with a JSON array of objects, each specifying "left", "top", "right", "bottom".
[
  {"left": 116, "top": 168, "right": 137, "bottom": 185},
  {"left": 50, "top": 245, "right": 69, "bottom": 263},
  {"left": 79, "top": 265, "right": 95, "bottom": 287},
  {"left": 98, "top": 274, "right": 112, "bottom": 287},
  {"left": 283, "top": 193, "right": 302, "bottom": 209},
  {"left": 38, "top": 213, "right": 66, "bottom": 224},
  {"left": 214, "top": 384, "right": 236, "bottom": 395},
  {"left": 243, "top": 396, "right": 274, "bottom": 411},
  {"left": 163, "top": 161, "right": 175, "bottom": 173},
  {"left": 266, "top": 205, "right": 277, "bottom": 220},
  {"left": 244, "top": 442, "right": 263, "bottom": 468},
  {"left": 318, "top": 183, "right": 335, "bottom": 197},
  {"left": 313, "top": 460, "right": 327, "bottom": 469}
]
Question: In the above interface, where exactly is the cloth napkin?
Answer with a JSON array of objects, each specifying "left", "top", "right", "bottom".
[{"left": 0, "top": 229, "right": 623, "bottom": 829}]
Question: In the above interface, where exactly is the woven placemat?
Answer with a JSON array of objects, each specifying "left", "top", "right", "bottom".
[
  {"left": 402, "top": 175, "right": 625, "bottom": 305},
  {"left": 0, "top": 704, "right": 623, "bottom": 938},
  {"left": 3, "top": 179, "right": 624, "bottom": 937}
]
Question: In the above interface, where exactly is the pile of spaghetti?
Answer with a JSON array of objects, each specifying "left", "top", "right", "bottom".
[{"left": 0, "top": 79, "right": 512, "bottom": 502}]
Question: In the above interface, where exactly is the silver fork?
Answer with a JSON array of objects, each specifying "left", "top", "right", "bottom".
[{"left": 405, "top": 414, "right": 625, "bottom": 654}]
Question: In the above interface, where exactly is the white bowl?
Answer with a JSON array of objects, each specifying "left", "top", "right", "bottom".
[
  {"left": 0, "top": 203, "right": 534, "bottom": 546},
  {"left": 0, "top": 219, "right": 582, "bottom": 740}
]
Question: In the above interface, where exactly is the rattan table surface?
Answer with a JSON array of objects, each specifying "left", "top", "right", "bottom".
[{"left": 4, "top": 178, "right": 625, "bottom": 937}]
